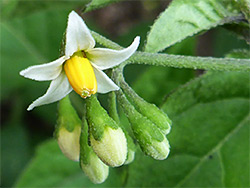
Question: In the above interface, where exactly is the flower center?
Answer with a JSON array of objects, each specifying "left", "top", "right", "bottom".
[{"left": 64, "top": 51, "right": 97, "bottom": 98}]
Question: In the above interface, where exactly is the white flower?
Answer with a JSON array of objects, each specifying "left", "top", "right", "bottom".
[{"left": 20, "top": 11, "right": 140, "bottom": 111}]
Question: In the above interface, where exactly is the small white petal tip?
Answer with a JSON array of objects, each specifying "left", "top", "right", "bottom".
[
  {"left": 19, "top": 70, "right": 25, "bottom": 76},
  {"left": 27, "top": 105, "right": 34, "bottom": 111}
]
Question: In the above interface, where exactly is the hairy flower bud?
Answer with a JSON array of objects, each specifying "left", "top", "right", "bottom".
[
  {"left": 55, "top": 96, "right": 81, "bottom": 161},
  {"left": 145, "top": 136, "right": 170, "bottom": 160},
  {"left": 80, "top": 152, "right": 109, "bottom": 184},
  {"left": 80, "top": 119, "right": 109, "bottom": 184},
  {"left": 86, "top": 95, "right": 127, "bottom": 167},
  {"left": 90, "top": 126, "right": 127, "bottom": 167},
  {"left": 57, "top": 126, "right": 81, "bottom": 161},
  {"left": 121, "top": 81, "right": 171, "bottom": 134},
  {"left": 117, "top": 90, "right": 170, "bottom": 160}
]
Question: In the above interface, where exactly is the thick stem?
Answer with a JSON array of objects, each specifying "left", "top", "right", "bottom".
[{"left": 127, "top": 51, "right": 250, "bottom": 72}]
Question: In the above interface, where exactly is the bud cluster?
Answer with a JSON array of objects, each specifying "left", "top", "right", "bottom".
[
  {"left": 55, "top": 77, "right": 172, "bottom": 184},
  {"left": 55, "top": 95, "right": 128, "bottom": 184},
  {"left": 113, "top": 73, "right": 172, "bottom": 161}
]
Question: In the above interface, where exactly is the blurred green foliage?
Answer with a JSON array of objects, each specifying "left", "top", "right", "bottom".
[{"left": 1, "top": 0, "right": 249, "bottom": 187}]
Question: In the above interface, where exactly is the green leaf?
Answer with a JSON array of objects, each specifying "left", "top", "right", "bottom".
[
  {"left": 1, "top": 0, "right": 90, "bottom": 20},
  {"left": 145, "top": 0, "right": 240, "bottom": 52},
  {"left": 1, "top": 9, "right": 71, "bottom": 121},
  {"left": 124, "top": 71, "right": 249, "bottom": 187},
  {"left": 15, "top": 140, "right": 125, "bottom": 187},
  {"left": 85, "top": 0, "right": 121, "bottom": 12},
  {"left": 1, "top": 123, "right": 32, "bottom": 187},
  {"left": 162, "top": 71, "right": 250, "bottom": 116}
]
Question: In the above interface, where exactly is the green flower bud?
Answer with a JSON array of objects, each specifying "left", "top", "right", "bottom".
[
  {"left": 57, "top": 126, "right": 81, "bottom": 161},
  {"left": 117, "top": 90, "right": 170, "bottom": 160},
  {"left": 90, "top": 126, "right": 127, "bottom": 167},
  {"left": 81, "top": 152, "right": 109, "bottom": 184},
  {"left": 121, "top": 81, "right": 172, "bottom": 135},
  {"left": 55, "top": 96, "right": 81, "bottom": 161},
  {"left": 80, "top": 119, "right": 109, "bottom": 184},
  {"left": 86, "top": 95, "right": 127, "bottom": 167},
  {"left": 145, "top": 136, "right": 170, "bottom": 160}
]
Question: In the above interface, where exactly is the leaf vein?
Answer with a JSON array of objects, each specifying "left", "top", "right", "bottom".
[
  {"left": 217, "top": 150, "right": 225, "bottom": 187},
  {"left": 1, "top": 23, "right": 46, "bottom": 64},
  {"left": 174, "top": 112, "right": 250, "bottom": 187}
]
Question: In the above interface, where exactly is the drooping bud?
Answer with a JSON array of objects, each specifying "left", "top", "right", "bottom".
[
  {"left": 108, "top": 91, "right": 136, "bottom": 165},
  {"left": 80, "top": 118, "right": 109, "bottom": 184},
  {"left": 64, "top": 51, "right": 97, "bottom": 98},
  {"left": 120, "top": 81, "right": 171, "bottom": 135},
  {"left": 86, "top": 95, "right": 127, "bottom": 167},
  {"left": 55, "top": 96, "right": 81, "bottom": 161},
  {"left": 116, "top": 89, "right": 170, "bottom": 160}
]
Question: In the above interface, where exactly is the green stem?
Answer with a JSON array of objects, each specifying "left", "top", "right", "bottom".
[
  {"left": 108, "top": 91, "right": 120, "bottom": 124},
  {"left": 119, "top": 75, "right": 144, "bottom": 103},
  {"left": 127, "top": 52, "right": 250, "bottom": 72}
]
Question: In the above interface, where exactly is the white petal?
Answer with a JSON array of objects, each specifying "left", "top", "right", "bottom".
[
  {"left": 65, "top": 11, "right": 95, "bottom": 57},
  {"left": 27, "top": 72, "right": 73, "bottom": 111},
  {"left": 86, "top": 36, "right": 140, "bottom": 70},
  {"left": 20, "top": 56, "right": 66, "bottom": 81},
  {"left": 93, "top": 66, "right": 119, "bottom": 93}
]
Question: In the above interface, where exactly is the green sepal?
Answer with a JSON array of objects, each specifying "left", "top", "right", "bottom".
[
  {"left": 120, "top": 81, "right": 172, "bottom": 134},
  {"left": 108, "top": 91, "right": 120, "bottom": 123},
  {"left": 121, "top": 81, "right": 172, "bottom": 135},
  {"left": 86, "top": 95, "right": 119, "bottom": 141},
  {"left": 116, "top": 90, "right": 164, "bottom": 151},
  {"left": 80, "top": 118, "right": 92, "bottom": 165},
  {"left": 54, "top": 95, "right": 81, "bottom": 138}
]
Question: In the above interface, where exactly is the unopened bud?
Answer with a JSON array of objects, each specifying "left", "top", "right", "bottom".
[
  {"left": 121, "top": 81, "right": 171, "bottom": 134},
  {"left": 145, "top": 136, "right": 170, "bottom": 160},
  {"left": 90, "top": 126, "right": 127, "bottom": 167},
  {"left": 117, "top": 90, "right": 170, "bottom": 160},
  {"left": 86, "top": 95, "right": 127, "bottom": 167},
  {"left": 57, "top": 126, "right": 81, "bottom": 161},
  {"left": 55, "top": 96, "right": 81, "bottom": 161},
  {"left": 80, "top": 119, "right": 109, "bottom": 184},
  {"left": 80, "top": 152, "right": 109, "bottom": 184}
]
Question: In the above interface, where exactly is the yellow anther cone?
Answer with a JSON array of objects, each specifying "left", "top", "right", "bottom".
[{"left": 64, "top": 51, "right": 97, "bottom": 98}]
